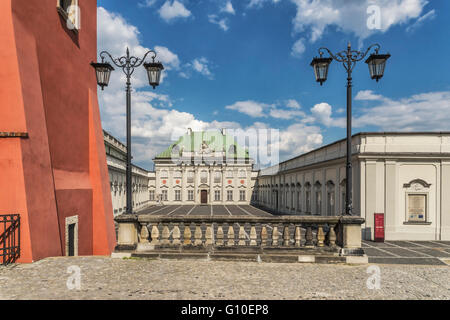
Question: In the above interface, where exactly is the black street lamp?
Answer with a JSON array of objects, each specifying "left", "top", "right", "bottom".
[
  {"left": 311, "top": 42, "right": 390, "bottom": 216},
  {"left": 92, "top": 48, "right": 164, "bottom": 214}
]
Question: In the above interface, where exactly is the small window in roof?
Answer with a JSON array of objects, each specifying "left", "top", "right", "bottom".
[{"left": 228, "top": 145, "right": 236, "bottom": 154}]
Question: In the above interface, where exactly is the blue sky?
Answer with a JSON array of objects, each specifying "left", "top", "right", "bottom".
[{"left": 96, "top": 0, "right": 450, "bottom": 170}]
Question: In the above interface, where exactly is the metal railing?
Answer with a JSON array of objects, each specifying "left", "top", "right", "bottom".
[{"left": 0, "top": 214, "right": 20, "bottom": 265}]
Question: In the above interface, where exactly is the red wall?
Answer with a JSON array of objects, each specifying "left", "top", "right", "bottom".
[{"left": 0, "top": 0, "right": 116, "bottom": 262}]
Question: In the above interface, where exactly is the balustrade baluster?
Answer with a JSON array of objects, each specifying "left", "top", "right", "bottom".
[
  {"left": 326, "top": 224, "right": 337, "bottom": 247},
  {"left": 283, "top": 225, "right": 290, "bottom": 246},
  {"left": 194, "top": 224, "right": 203, "bottom": 246},
  {"left": 250, "top": 226, "right": 257, "bottom": 246},
  {"left": 139, "top": 223, "right": 149, "bottom": 243},
  {"left": 272, "top": 226, "right": 279, "bottom": 246},
  {"left": 162, "top": 225, "right": 170, "bottom": 245},
  {"left": 261, "top": 226, "right": 268, "bottom": 246},
  {"left": 227, "top": 225, "right": 235, "bottom": 246},
  {"left": 305, "top": 225, "right": 313, "bottom": 247},
  {"left": 294, "top": 226, "right": 301, "bottom": 247},
  {"left": 172, "top": 224, "right": 181, "bottom": 245},
  {"left": 238, "top": 225, "right": 246, "bottom": 246},
  {"left": 183, "top": 224, "right": 192, "bottom": 245},
  {"left": 205, "top": 224, "right": 213, "bottom": 246},
  {"left": 317, "top": 225, "right": 325, "bottom": 247},
  {"left": 216, "top": 225, "right": 224, "bottom": 246},
  {"left": 150, "top": 224, "right": 159, "bottom": 245}
]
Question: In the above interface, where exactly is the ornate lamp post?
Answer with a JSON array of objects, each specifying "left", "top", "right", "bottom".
[
  {"left": 91, "top": 48, "right": 164, "bottom": 214},
  {"left": 310, "top": 42, "right": 390, "bottom": 215}
]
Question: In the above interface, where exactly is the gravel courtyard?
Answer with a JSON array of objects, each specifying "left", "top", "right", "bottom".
[{"left": 0, "top": 256, "right": 449, "bottom": 300}]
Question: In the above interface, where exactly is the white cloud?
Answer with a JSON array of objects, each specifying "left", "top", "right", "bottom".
[
  {"left": 269, "top": 108, "right": 305, "bottom": 119},
  {"left": 354, "top": 90, "right": 385, "bottom": 101},
  {"left": 225, "top": 100, "right": 269, "bottom": 118},
  {"left": 406, "top": 9, "right": 436, "bottom": 33},
  {"left": 290, "top": 0, "right": 428, "bottom": 43},
  {"left": 248, "top": 0, "right": 281, "bottom": 8},
  {"left": 221, "top": 1, "right": 236, "bottom": 15},
  {"left": 291, "top": 38, "right": 306, "bottom": 58},
  {"left": 353, "top": 91, "right": 450, "bottom": 131},
  {"left": 138, "top": 0, "right": 158, "bottom": 8},
  {"left": 159, "top": 0, "right": 192, "bottom": 22},
  {"left": 278, "top": 123, "right": 323, "bottom": 160},
  {"left": 286, "top": 99, "right": 301, "bottom": 109},
  {"left": 310, "top": 102, "right": 345, "bottom": 127},
  {"left": 208, "top": 14, "right": 229, "bottom": 31},
  {"left": 191, "top": 57, "right": 214, "bottom": 79}
]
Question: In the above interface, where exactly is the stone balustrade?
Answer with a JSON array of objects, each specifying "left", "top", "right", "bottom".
[{"left": 115, "top": 214, "right": 365, "bottom": 257}]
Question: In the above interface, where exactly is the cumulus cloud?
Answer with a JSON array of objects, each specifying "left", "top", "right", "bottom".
[
  {"left": 354, "top": 90, "right": 385, "bottom": 101},
  {"left": 353, "top": 91, "right": 450, "bottom": 131},
  {"left": 97, "top": 7, "right": 180, "bottom": 90},
  {"left": 290, "top": 0, "right": 428, "bottom": 43},
  {"left": 158, "top": 0, "right": 192, "bottom": 22},
  {"left": 286, "top": 99, "right": 301, "bottom": 109},
  {"left": 221, "top": 1, "right": 236, "bottom": 15},
  {"left": 225, "top": 100, "right": 269, "bottom": 118},
  {"left": 310, "top": 102, "right": 345, "bottom": 127},
  {"left": 291, "top": 37, "right": 306, "bottom": 58}
]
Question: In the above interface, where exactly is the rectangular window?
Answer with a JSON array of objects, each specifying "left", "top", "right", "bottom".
[
  {"left": 227, "top": 190, "right": 233, "bottom": 201},
  {"left": 214, "top": 190, "right": 221, "bottom": 201},
  {"left": 188, "top": 190, "right": 194, "bottom": 201},
  {"left": 239, "top": 190, "right": 246, "bottom": 201},
  {"left": 187, "top": 171, "right": 194, "bottom": 184},
  {"left": 407, "top": 194, "right": 427, "bottom": 222},
  {"left": 149, "top": 190, "right": 155, "bottom": 201},
  {"left": 57, "top": 0, "right": 80, "bottom": 31},
  {"left": 175, "top": 190, "right": 181, "bottom": 201},
  {"left": 162, "top": 190, "right": 168, "bottom": 201}
]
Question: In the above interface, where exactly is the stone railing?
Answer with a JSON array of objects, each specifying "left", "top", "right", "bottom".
[{"left": 115, "top": 214, "right": 365, "bottom": 256}]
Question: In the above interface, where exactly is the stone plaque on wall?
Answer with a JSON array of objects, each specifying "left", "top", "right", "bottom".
[{"left": 408, "top": 194, "right": 426, "bottom": 221}]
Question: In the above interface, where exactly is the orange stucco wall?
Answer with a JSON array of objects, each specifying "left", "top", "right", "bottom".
[{"left": 0, "top": 0, "right": 116, "bottom": 262}]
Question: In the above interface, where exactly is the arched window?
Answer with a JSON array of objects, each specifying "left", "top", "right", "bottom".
[
  {"left": 305, "top": 182, "right": 311, "bottom": 214},
  {"left": 314, "top": 181, "right": 322, "bottom": 215},
  {"left": 326, "top": 181, "right": 335, "bottom": 216}
]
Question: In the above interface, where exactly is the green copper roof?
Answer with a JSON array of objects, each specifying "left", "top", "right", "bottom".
[{"left": 155, "top": 131, "right": 250, "bottom": 159}]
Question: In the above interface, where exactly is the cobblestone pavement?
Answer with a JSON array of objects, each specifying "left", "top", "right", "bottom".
[{"left": 0, "top": 256, "right": 449, "bottom": 300}]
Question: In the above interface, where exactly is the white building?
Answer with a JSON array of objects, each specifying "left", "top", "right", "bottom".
[
  {"left": 254, "top": 132, "right": 450, "bottom": 241},
  {"left": 148, "top": 129, "right": 258, "bottom": 205},
  {"left": 104, "top": 130, "right": 150, "bottom": 216}
]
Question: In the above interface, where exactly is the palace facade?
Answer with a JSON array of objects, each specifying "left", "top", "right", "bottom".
[
  {"left": 254, "top": 132, "right": 450, "bottom": 241},
  {"left": 149, "top": 129, "right": 258, "bottom": 205}
]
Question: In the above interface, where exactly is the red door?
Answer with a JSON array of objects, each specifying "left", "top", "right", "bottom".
[{"left": 201, "top": 190, "right": 208, "bottom": 204}]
